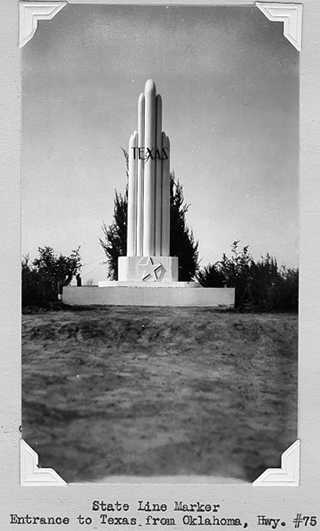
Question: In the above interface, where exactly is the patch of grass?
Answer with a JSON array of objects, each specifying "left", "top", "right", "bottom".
[{"left": 22, "top": 307, "right": 297, "bottom": 483}]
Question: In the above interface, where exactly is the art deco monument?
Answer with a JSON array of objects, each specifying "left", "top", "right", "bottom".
[
  {"left": 64, "top": 80, "right": 235, "bottom": 306},
  {"left": 118, "top": 79, "right": 178, "bottom": 284}
]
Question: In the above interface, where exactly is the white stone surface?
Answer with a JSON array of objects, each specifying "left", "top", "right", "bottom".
[
  {"left": 63, "top": 286, "right": 235, "bottom": 308},
  {"left": 155, "top": 94, "right": 163, "bottom": 255},
  {"left": 98, "top": 280, "right": 199, "bottom": 288},
  {"left": 161, "top": 133, "right": 170, "bottom": 256},
  {"left": 127, "top": 131, "right": 138, "bottom": 256},
  {"left": 143, "top": 79, "right": 156, "bottom": 256},
  {"left": 118, "top": 255, "right": 178, "bottom": 282},
  {"left": 136, "top": 93, "right": 145, "bottom": 256}
]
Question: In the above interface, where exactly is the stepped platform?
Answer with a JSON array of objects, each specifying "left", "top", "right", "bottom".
[{"left": 62, "top": 285, "right": 235, "bottom": 308}]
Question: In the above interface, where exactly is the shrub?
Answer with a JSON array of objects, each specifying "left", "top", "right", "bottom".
[
  {"left": 197, "top": 263, "right": 225, "bottom": 287},
  {"left": 22, "top": 256, "right": 55, "bottom": 306},
  {"left": 197, "top": 242, "right": 298, "bottom": 312},
  {"left": 22, "top": 247, "right": 82, "bottom": 308}
]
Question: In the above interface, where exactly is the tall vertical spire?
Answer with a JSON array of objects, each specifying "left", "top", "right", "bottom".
[{"left": 126, "top": 79, "right": 171, "bottom": 258}]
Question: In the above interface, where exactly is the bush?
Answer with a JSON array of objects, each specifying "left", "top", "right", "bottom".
[
  {"left": 22, "top": 247, "right": 82, "bottom": 308},
  {"left": 22, "top": 257, "right": 55, "bottom": 306},
  {"left": 197, "top": 263, "right": 225, "bottom": 287},
  {"left": 275, "top": 267, "right": 299, "bottom": 312},
  {"left": 197, "top": 242, "right": 298, "bottom": 312}
]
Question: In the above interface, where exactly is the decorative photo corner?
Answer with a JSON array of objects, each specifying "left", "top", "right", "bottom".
[
  {"left": 256, "top": 3, "right": 303, "bottom": 51},
  {"left": 19, "top": 1, "right": 67, "bottom": 47},
  {"left": 253, "top": 440, "right": 300, "bottom": 487},
  {"left": 21, "top": 440, "right": 67, "bottom": 486}
]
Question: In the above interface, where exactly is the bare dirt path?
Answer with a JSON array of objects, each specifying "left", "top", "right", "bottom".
[{"left": 22, "top": 307, "right": 297, "bottom": 483}]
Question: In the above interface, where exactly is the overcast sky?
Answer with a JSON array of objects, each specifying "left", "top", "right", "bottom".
[{"left": 22, "top": 5, "right": 299, "bottom": 281}]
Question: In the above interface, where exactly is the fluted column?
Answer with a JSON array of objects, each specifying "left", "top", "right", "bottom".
[
  {"left": 127, "top": 131, "right": 138, "bottom": 256},
  {"left": 143, "top": 79, "right": 156, "bottom": 256},
  {"left": 154, "top": 94, "right": 163, "bottom": 255},
  {"left": 161, "top": 133, "right": 170, "bottom": 256},
  {"left": 136, "top": 93, "right": 145, "bottom": 256}
]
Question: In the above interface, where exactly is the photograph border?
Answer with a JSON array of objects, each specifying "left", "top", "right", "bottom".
[
  {"left": 1, "top": 0, "right": 320, "bottom": 525},
  {"left": 19, "top": 0, "right": 301, "bottom": 487}
]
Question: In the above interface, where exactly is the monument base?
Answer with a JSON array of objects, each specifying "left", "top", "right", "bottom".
[
  {"left": 118, "top": 256, "right": 178, "bottom": 282},
  {"left": 98, "top": 280, "right": 198, "bottom": 288},
  {"left": 62, "top": 286, "right": 235, "bottom": 308}
]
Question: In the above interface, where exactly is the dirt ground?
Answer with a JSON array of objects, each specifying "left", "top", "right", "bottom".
[{"left": 22, "top": 306, "right": 297, "bottom": 483}]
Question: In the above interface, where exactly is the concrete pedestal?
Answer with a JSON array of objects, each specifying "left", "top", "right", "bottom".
[
  {"left": 118, "top": 256, "right": 178, "bottom": 282},
  {"left": 98, "top": 280, "right": 198, "bottom": 288},
  {"left": 62, "top": 286, "right": 235, "bottom": 308}
]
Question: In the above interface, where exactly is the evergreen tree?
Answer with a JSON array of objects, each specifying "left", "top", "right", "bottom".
[
  {"left": 170, "top": 175, "right": 199, "bottom": 281},
  {"left": 100, "top": 164, "right": 199, "bottom": 281},
  {"left": 100, "top": 189, "right": 128, "bottom": 280}
]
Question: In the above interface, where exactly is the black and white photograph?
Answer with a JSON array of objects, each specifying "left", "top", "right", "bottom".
[{"left": 21, "top": 4, "right": 298, "bottom": 484}]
